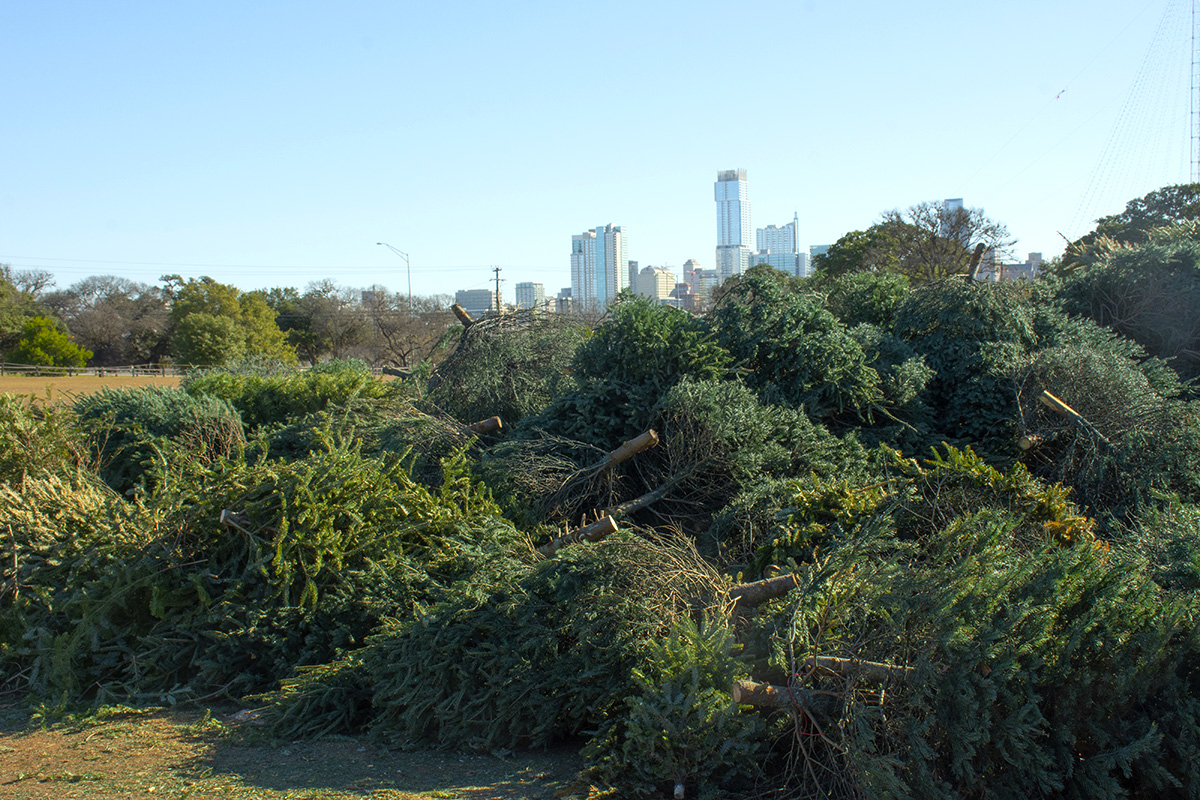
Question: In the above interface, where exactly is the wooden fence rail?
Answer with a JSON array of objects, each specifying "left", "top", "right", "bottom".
[{"left": 0, "top": 363, "right": 393, "bottom": 378}]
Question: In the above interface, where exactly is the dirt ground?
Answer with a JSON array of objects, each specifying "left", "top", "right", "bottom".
[
  {"left": 0, "top": 375, "right": 182, "bottom": 404},
  {"left": 0, "top": 706, "right": 583, "bottom": 800}
]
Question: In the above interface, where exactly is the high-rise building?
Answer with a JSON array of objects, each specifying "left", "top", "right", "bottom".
[
  {"left": 637, "top": 265, "right": 676, "bottom": 303},
  {"left": 682, "top": 259, "right": 703, "bottom": 293},
  {"left": 694, "top": 268, "right": 720, "bottom": 309},
  {"left": 455, "top": 289, "right": 493, "bottom": 319},
  {"left": 941, "top": 198, "right": 969, "bottom": 243},
  {"left": 715, "top": 169, "right": 752, "bottom": 281},
  {"left": 515, "top": 282, "right": 545, "bottom": 310},
  {"left": 754, "top": 212, "right": 810, "bottom": 278},
  {"left": 571, "top": 224, "right": 628, "bottom": 310}
]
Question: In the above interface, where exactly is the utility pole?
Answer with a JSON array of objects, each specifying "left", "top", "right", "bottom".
[
  {"left": 376, "top": 242, "right": 411, "bottom": 309},
  {"left": 492, "top": 266, "right": 504, "bottom": 316}
]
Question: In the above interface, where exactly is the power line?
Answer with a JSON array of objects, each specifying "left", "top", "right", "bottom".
[{"left": 0, "top": 255, "right": 559, "bottom": 274}]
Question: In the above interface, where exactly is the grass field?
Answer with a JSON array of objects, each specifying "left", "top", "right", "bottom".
[
  {"left": 0, "top": 375, "right": 183, "bottom": 404},
  {"left": 0, "top": 706, "right": 581, "bottom": 800}
]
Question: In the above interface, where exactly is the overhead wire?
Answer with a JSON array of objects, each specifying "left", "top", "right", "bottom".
[
  {"left": 963, "top": 0, "right": 1162, "bottom": 192},
  {"left": 1067, "top": 0, "right": 1193, "bottom": 239}
]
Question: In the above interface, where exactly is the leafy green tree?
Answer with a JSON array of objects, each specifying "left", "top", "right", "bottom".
[
  {"left": 164, "top": 276, "right": 296, "bottom": 365},
  {"left": 816, "top": 203, "right": 1012, "bottom": 283},
  {"left": 172, "top": 313, "right": 246, "bottom": 366},
  {"left": 9, "top": 316, "right": 92, "bottom": 367},
  {"left": 1064, "top": 183, "right": 1200, "bottom": 268},
  {"left": 812, "top": 228, "right": 896, "bottom": 277},
  {"left": 0, "top": 266, "right": 52, "bottom": 355},
  {"left": 239, "top": 291, "right": 296, "bottom": 362}
]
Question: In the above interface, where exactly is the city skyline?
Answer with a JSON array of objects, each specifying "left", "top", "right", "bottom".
[{"left": 2, "top": 1, "right": 1195, "bottom": 299}]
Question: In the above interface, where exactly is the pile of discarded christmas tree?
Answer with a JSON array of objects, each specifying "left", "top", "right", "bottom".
[{"left": 5, "top": 227, "right": 1200, "bottom": 798}]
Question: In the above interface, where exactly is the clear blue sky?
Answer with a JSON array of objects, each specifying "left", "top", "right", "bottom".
[{"left": 2, "top": 0, "right": 1194, "bottom": 301}]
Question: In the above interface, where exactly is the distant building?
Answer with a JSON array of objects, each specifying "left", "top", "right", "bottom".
[
  {"left": 627, "top": 260, "right": 638, "bottom": 295},
  {"left": 670, "top": 282, "right": 696, "bottom": 312},
  {"left": 693, "top": 268, "right": 720, "bottom": 309},
  {"left": 555, "top": 287, "right": 573, "bottom": 314},
  {"left": 715, "top": 169, "right": 752, "bottom": 280},
  {"left": 810, "top": 244, "right": 831, "bottom": 260},
  {"left": 977, "top": 252, "right": 1043, "bottom": 283},
  {"left": 455, "top": 289, "right": 494, "bottom": 318},
  {"left": 941, "top": 198, "right": 972, "bottom": 244},
  {"left": 682, "top": 259, "right": 703, "bottom": 293},
  {"left": 754, "top": 213, "right": 810, "bottom": 277},
  {"left": 571, "top": 224, "right": 628, "bottom": 310},
  {"left": 515, "top": 281, "right": 545, "bottom": 310},
  {"left": 637, "top": 265, "right": 676, "bottom": 303}
]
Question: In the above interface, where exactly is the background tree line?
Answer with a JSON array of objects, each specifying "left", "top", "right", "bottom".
[
  {"left": 0, "top": 268, "right": 456, "bottom": 369},
  {"left": 3, "top": 182, "right": 1197, "bottom": 369}
]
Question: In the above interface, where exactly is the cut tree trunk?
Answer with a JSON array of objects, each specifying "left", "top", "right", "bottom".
[
  {"left": 451, "top": 304, "right": 475, "bottom": 328},
  {"left": 730, "top": 573, "right": 799, "bottom": 611},
  {"left": 537, "top": 516, "right": 619, "bottom": 558},
  {"left": 466, "top": 416, "right": 503, "bottom": 435},
  {"left": 732, "top": 680, "right": 805, "bottom": 709},
  {"left": 586, "top": 429, "right": 658, "bottom": 474}
]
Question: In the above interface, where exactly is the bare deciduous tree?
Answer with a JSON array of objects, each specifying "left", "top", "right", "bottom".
[{"left": 873, "top": 201, "right": 1015, "bottom": 282}]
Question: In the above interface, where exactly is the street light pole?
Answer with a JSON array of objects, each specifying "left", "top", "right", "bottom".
[{"left": 376, "top": 242, "right": 411, "bottom": 307}]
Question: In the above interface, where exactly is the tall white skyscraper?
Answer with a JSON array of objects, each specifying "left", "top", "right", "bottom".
[
  {"left": 715, "top": 169, "right": 752, "bottom": 280},
  {"left": 515, "top": 282, "right": 545, "bottom": 310},
  {"left": 571, "top": 224, "right": 628, "bottom": 310}
]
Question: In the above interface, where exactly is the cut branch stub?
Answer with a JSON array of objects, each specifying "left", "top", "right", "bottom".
[
  {"left": 730, "top": 573, "right": 799, "bottom": 612},
  {"left": 466, "top": 416, "right": 503, "bottom": 435},
  {"left": 536, "top": 515, "right": 619, "bottom": 558},
  {"left": 451, "top": 304, "right": 475, "bottom": 328}
]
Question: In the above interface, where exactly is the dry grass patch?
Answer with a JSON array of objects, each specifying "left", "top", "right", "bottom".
[
  {"left": 0, "top": 375, "right": 182, "bottom": 404},
  {"left": 0, "top": 707, "right": 581, "bottom": 800}
]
